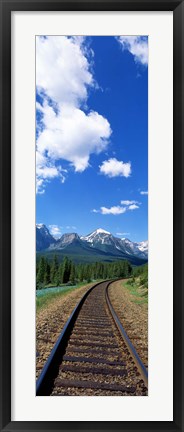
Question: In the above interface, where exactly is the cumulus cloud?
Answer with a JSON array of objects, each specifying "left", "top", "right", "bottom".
[
  {"left": 92, "top": 198, "right": 141, "bottom": 215},
  {"left": 37, "top": 103, "right": 111, "bottom": 173},
  {"left": 36, "top": 35, "right": 94, "bottom": 107},
  {"left": 100, "top": 206, "right": 126, "bottom": 215},
  {"left": 140, "top": 190, "right": 148, "bottom": 195},
  {"left": 36, "top": 150, "right": 67, "bottom": 193},
  {"left": 36, "top": 178, "right": 45, "bottom": 194},
  {"left": 49, "top": 224, "right": 62, "bottom": 238},
  {"left": 36, "top": 36, "right": 112, "bottom": 192},
  {"left": 117, "top": 36, "right": 148, "bottom": 66},
  {"left": 128, "top": 204, "right": 139, "bottom": 210},
  {"left": 121, "top": 200, "right": 139, "bottom": 205},
  {"left": 99, "top": 158, "right": 131, "bottom": 178}
]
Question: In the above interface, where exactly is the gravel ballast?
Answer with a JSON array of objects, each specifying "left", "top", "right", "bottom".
[
  {"left": 36, "top": 283, "right": 96, "bottom": 378},
  {"left": 108, "top": 279, "right": 148, "bottom": 368}
]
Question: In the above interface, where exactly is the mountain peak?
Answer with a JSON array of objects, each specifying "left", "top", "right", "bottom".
[
  {"left": 36, "top": 224, "right": 51, "bottom": 236},
  {"left": 60, "top": 232, "right": 79, "bottom": 241},
  {"left": 36, "top": 224, "right": 148, "bottom": 261},
  {"left": 95, "top": 228, "right": 110, "bottom": 235},
  {"left": 36, "top": 223, "right": 46, "bottom": 229},
  {"left": 81, "top": 228, "right": 111, "bottom": 242},
  {"left": 36, "top": 224, "right": 56, "bottom": 251},
  {"left": 49, "top": 232, "right": 80, "bottom": 250}
]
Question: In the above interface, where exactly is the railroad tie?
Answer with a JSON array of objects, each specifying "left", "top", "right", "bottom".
[
  {"left": 65, "top": 347, "right": 121, "bottom": 356},
  {"left": 63, "top": 355, "right": 126, "bottom": 366},
  {"left": 72, "top": 330, "right": 114, "bottom": 338},
  {"left": 60, "top": 364, "right": 128, "bottom": 376},
  {"left": 68, "top": 340, "right": 119, "bottom": 349},
  {"left": 54, "top": 378, "right": 136, "bottom": 394}
]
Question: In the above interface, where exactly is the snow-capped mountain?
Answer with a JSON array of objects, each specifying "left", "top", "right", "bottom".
[
  {"left": 81, "top": 228, "right": 110, "bottom": 241},
  {"left": 36, "top": 225, "right": 148, "bottom": 264},
  {"left": 137, "top": 240, "right": 148, "bottom": 254},
  {"left": 36, "top": 224, "right": 56, "bottom": 251},
  {"left": 81, "top": 228, "right": 113, "bottom": 245},
  {"left": 119, "top": 238, "right": 148, "bottom": 259},
  {"left": 81, "top": 228, "right": 148, "bottom": 259}
]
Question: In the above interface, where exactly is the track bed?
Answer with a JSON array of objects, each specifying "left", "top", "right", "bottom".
[{"left": 37, "top": 281, "right": 148, "bottom": 396}]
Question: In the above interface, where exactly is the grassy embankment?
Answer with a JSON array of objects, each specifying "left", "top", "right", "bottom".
[
  {"left": 124, "top": 263, "right": 148, "bottom": 304},
  {"left": 36, "top": 280, "right": 102, "bottom": 312}
]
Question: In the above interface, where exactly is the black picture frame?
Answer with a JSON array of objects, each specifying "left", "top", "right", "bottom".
[{"left": 0, "top": 0, "right": 183, "bottom": 431}]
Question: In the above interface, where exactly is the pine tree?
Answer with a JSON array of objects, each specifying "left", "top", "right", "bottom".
[
  {"left": 58, "top": 263, "right": 63, "bottom": 285},
  {"left": 44, "top": 260, "right": 51, "bottom": 286},
  {"left": 50, "top": 255, "right": 59, "bottom": 285},
  {"left": 78, "top": 264, "right": 84, "bottom": 282},
  {"left": 36, "top": 256, "right": 46, "bottom": 288},
  {"left": 70, "top": 262, "right": 76, "bottom": 285},
  {"left": 103, "top": 264, "right": 108, "bottom": 280},
  {"left": 85, "top": 264, "right": 91, "bottom": 282},
  {"left": 62, "top": 256, "right": 71, "bottom": 283},
  {"left": 124, "top": 260, "right": 132, "bottom": 277}
]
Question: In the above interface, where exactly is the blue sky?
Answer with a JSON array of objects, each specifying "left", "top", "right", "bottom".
[{"left": 36, "top": 36, "right": 148, "bottom": 242}]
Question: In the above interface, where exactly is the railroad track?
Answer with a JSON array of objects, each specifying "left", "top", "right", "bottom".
[{"left": 36, "top": 280, "right": 148, "bottom": 396}]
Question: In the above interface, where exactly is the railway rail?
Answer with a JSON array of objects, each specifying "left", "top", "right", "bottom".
[{"left": 36, "top": 280, "right": 148, "bottom": 396}]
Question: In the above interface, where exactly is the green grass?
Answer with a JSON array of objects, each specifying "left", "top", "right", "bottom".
[
  {"left": 36, "top": 280, "right": 102, "bottom": 312},
  {"left": 124, "top": 277, "right": 148, "bottom": 304}
]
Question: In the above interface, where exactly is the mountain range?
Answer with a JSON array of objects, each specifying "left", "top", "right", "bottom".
[{"left": 36, "top": 225, "right": 148, "bottom": 266}]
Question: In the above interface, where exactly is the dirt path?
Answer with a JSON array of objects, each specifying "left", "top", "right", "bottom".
[
  {"left": 36, "top": 283, "right": 95, "bottom": 378},
  {"left": 108, "top": 279, "right": 148, "bottom": 368}
]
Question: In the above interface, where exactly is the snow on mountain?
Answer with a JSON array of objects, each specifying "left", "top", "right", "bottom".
[
  {"left": 36, "top": 225, "right": 148, "bottom": 260},
  {"left": 137, "top": 240, "right": 148, "bottom": 253},
  {"left": 81, "top": 228, "right": 110, "bottom": 242},
  {"left": 96, "top": 228, "right": 110, "bottom": 234},
  {"left": 120, "top": 238, "right": 148, "bottom": 259},
  {"left": 36, "top": 224, "right": 52, "bottom": 237},
  {"left": 36, "top": 224, "right": 56, "bottom": 251},
  {"left": 81, "top": 228, "right": 148, "bottom": 259}
]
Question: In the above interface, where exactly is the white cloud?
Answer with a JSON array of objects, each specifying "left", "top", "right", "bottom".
[
  {"left": 92, "top": 198, "right": 141, "bottom": 215},
  {"left": 128, "top": 204, "right": 139, "bottom": 210},
  {"left": 36, "top": 150, "right": 67, "bottom": 193},
  {"left": 117, "top": 36, "right": 148, "bottom": 66},
  {"left": 49, "top": 224, "right": 62, "bottom": 238},
  {"left": 121, "top": 200, "right": 139, "bottom": 205},
  {"left": 140, "top": 190, "right": 148, "bottom": 195},
  {"left": 100, "top": 206, "right": 126, "bottom": 215},
  {"left": 36, "top": 178, "right": 45, "bottom": 194},
  {"left": 36, "top": 36, "right": 94, "bottom": 107},
  {"left": 36, "top": 36, "right": 112, "bottom": 191},
  {"left": 99, "top": 158, "right": 131, "bottom": 178},
  {"left": 37, "top": 103, "right": 111, "bottom": 173}
]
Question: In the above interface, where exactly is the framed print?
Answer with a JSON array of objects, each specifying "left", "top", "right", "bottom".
[{"left": 0, "top": 0, "right": 183, "bottom": 431}]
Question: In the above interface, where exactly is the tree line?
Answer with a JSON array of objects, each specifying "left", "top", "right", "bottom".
[
  {"left": 36, "top": 255, "right": 132, "bottom": 289},
  {"left": 132, "top": 262, "right": 148, "bottom": 289}
]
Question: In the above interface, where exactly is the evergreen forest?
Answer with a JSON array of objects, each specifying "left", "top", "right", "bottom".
[{"left": 36, "top": 255, "right": 133, "bottom": 289}]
